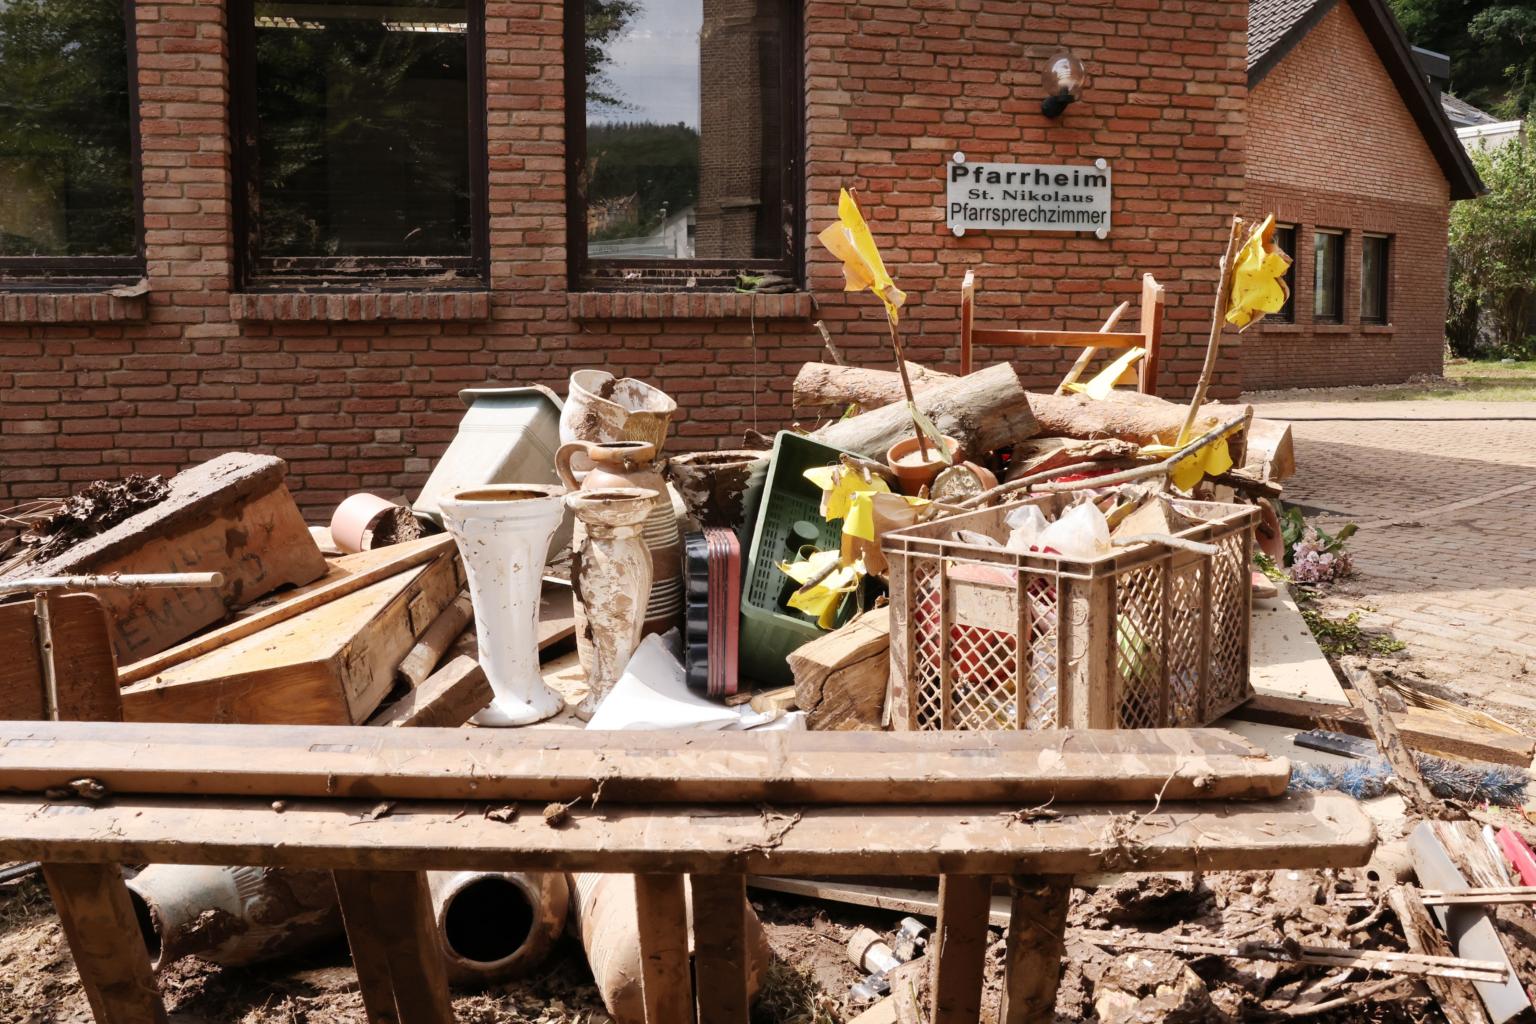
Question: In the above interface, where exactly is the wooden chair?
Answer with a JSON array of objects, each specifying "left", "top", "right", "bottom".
[
  {"left": 0, "top": 723, "right": 1374, "bottom": 1024},
  {"left": 960, "top": 271, "right": 1166, "bottom": 395}
]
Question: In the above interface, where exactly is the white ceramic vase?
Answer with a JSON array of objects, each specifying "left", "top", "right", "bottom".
[
  {"left": 439, "top": 485, "right": 567, "bottom": 727},
  {"left": 566, "top": 487, "right": 655, "bottom": 720}
]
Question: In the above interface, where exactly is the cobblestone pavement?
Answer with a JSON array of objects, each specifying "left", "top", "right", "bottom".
[{"left": 1249, "top": 392, "right": 1536, "bottom": 729}]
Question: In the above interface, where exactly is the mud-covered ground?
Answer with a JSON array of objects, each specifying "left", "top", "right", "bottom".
[{"left": 8, "top": 864, "right": 1528, "bottom": 1024}]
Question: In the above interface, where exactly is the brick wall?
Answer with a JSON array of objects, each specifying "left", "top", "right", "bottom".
[
  {"left": 1241, "top": 2, "right": 1451, "bottom": 390},
  {"left": 0, "top": 0, "right": 1247, "bottom": 521}
]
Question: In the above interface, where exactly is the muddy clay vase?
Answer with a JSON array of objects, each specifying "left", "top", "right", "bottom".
[
  {"left": 439, "top": 485, "right": 567, "bottom": 727},
  {"left": 560, "top": 370, "right": 678, "bottom": 462},
  {"left": 885, "top": 434, "right": 963, "bottom": 496},
  {"left": 565, "top": 488, "right": 656, "bottom": 720},
  {"left": 556, "top": 440, "right": 683, "bottom": 640},
  {"left": 665, "top": 449, "right": 770, "bottom": 532}
]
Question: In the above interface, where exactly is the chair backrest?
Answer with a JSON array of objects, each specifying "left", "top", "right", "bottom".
[{"left": 960, "top": 271, "right": 1165, "bottom": 396}]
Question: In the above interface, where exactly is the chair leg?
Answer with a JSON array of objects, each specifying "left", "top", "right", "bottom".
[
  {"left": 929, "top": 874, "right": 992, "bottom": 1024},
  {"left": 334, "top": 869, "right": 454, "bottom": 1024},
  {"left": 999, "top": 874, "right": 1072, "bottom": 1024},
  {"left": 42, "top": 862, "right": 167, "bottom": 1024}
]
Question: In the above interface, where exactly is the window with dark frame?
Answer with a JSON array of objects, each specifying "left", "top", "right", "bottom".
[
  {"left": 566, "top": 0, "right": 803, "bottom": 291},
  {"left": 1361, "top": 233, "right": 1389, "bottom": 325},
  {"left": 0, "top": 0, "right": 143, "bottom": 288},
  {"left": 1273, "top": 224, "right": 1296, "bottom": 323},
  {"left": 1313, "top": 229, "right": 1344, "bottom": 323},
  {"left": 231, "top": 0, "right": 488, "bottom": 291}
]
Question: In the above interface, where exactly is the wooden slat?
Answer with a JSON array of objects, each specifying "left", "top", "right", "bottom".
[
  {"left": 0, "top": 722, "right": 1291, "bottom": 804},
  {"left": 0, "top": 793, "right": 1375, "bottom": 877},
  {"left": 1388, "top": 885, "right": 1492, "bottom": 1024},
  {"left": 332, "top": 870, "right": 406, "bottom": 1024},
  {"left": 369, "top": 654, "right": 490, "bottom": 729},
  {"left": 690, "top": 874, "right": 750, "bottom": 1024},
  {"left": 0, "top": 595, "right": 120, "bottom": 723},
  {"left": 1000, "top": 875, "right": 1071, "bottom": 1024},
  {"left": 41, "top": 862, "right": 168, "bottom": 1024},
  {"left": 971, "top": 328, "right": 1147, "bottom": 349},
  {"left": 334, "top": 869, "right": 454, "bottom": 1024},
  {"left": 930, "top": 874, "right": 992, "bottom": 1024},
  {"left": 635, "top": 874, "right": 694, "bottom": 1024}
]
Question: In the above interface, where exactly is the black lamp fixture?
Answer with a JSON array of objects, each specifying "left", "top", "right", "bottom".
[{"left": 1041, "top": 51, "right": 1089, "bottom": 118}]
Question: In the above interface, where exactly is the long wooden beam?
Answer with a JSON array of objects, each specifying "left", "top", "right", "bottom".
[
  {"left": 0, "top": 792, "right": 1373, "bottom": 876},
  {"left": 0, "top": 722, "right": 1291, "bottom": 804}
]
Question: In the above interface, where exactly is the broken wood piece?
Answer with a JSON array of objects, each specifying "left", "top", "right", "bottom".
[
  {"left": 1229, "top": 693, "right": 1536, "bottom": 767},
  {"left": 1054, "top": 300, "right": 1133, "bottom": 396},
  {"left": 0, "top": 723, "right": 1295, "bottom": 805},
  {"left": 1388, "top": 885, "right": 1494, "bottom": 1024},
  {"left": 787, "top": 607, "right": 890, "bottom": 730},
  {"left": 395, "top": 592, "right": 473, "bottom": 688},
  {"left": 42, "top": 861, "right": 169, "bottom": 1024},
  {"left": 809, "top": 363, "right": 1039, "bottom": 460},
  {"left": 1344, "top": 662, "right": 1441, "bottom": 816},
  {"left": 118, "top": 534, "right": 456, "bottom": 685},
  {"left": 121, "top": 551, "right": 462, "bottom": 725},
  {"left": 1407, "top": 820, "right": 1531, "bottom": 1023},
  {"left": 370, "top": 654, "right": 491, "bottom": 729},
  {"left": 0, "top": 595, "right": 120, "bottom": 723},
  {"left": 18, "top": 454, "right": 327, "bottom": 663},
  {"left": 930, "top": 874, "right": 992, "bottom": 1024}
]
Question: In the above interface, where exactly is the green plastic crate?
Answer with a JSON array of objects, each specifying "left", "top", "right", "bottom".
[{"left": 740, "top": 431, "right": 861, "bottom": 686}]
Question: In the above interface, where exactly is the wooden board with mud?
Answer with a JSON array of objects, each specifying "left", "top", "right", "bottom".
[{"left": 0, "top": 723, "right": 1291, "bottom": 804}]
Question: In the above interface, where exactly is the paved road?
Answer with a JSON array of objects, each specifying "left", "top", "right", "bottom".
[{"left": 1249, "top": 394, "right": 1536, "bottom": 728}]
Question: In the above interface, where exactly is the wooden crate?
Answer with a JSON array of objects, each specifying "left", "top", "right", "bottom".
[{"left": 884, "top": 495, "right": 1257, "bottom": 731}]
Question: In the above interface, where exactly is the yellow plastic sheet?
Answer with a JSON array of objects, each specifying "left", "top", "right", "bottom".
[
  {"left": 1141, "top": 436, "right": 1234, "bottom": 492},
  {"left": 816, "top": 189, "right": 907, "bottom": 326},
  {"left": 1064, "top": 347, "right": 1146, "bottom": 400},
  {"left": 777, "top": 550, "right": 866, "bottom": 629},
  {"left": 1226, "top": 214, "right": 1292, "bottom": 331}
]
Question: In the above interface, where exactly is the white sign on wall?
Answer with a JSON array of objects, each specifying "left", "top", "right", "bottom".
[{"left": 945, "top": 154, "right": 1112, "bottom": 238}]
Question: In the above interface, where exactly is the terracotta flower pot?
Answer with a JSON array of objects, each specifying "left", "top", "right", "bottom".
[{"left": 885, "top": 434, "right": 963, "bottom": 496}]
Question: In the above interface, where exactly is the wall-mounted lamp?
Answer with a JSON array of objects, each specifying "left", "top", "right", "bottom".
[{"left": 1041, "top": 51, "right": 1090, "bottom": 118}]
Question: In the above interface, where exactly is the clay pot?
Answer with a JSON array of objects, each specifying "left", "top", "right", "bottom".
[
  {"left": 329, "top": 493, "right": 425, "bottom": 553},
  {"left": 665, "top": 449, "right": 770, "bottom": 531},
  {"left": 426, "top": 870, "right": 569, "bottom": 987},
  {"left": 560, "top": 371, "right": 678, "bottom": 464},
  {"left": 439, "top": 485, "right": 567, "bottom": 727},
  {"left": 885, "top": 434, "right": 963, "bottom": 496},
  {"left": 556, "top": 440, "right": 683, "bottom": 640},
  {"left": 565, "top": 487, "right": 656, "bottom": 719}
]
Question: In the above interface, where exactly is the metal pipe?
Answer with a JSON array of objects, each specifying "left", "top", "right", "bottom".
[
  {"left": 427, "top": 870, "right": 569, "bottom": 987},
  {"left": 32, "top": 594, "right": 57, "bottom": 722}
]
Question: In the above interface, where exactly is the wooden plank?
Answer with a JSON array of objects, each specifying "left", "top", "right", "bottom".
[
  {"left": 634, "top": 874, "right": 694, "bottom": 1024},
  {"left": 787, "top": 607, "right": 889, "bottom": 730},
  {"left": 971, "top": 329, "right": 1147, "bottom": 349},
  {"left": 690, "top": 874, "right": 750, "bottom": 1024},
  {"left": 1230, "top": 693, "right": 1535, "bottom": 767},
  {"left": 1388, "top": 885, "right": 1491, "bottom": 1024},
  {"left": 41, "top": 862, "right": 168, "bottom": 1024},
  {"left": 370, "top": 654, "right": 491, "bottom": 729},
  {"left": 0, "top": 594, "right": 121, "bottom": 722},
  {"left": 22, "top": 455, "right": 327, "bottom": 663},
  {"left": 930, "top": 874, "right": 992, "bottom": 1024},
  {"left": 999, "top": 875, "right": 1071, "bottom": 1024},
  {"left": 0, "top": 722, "right": 1293, "bottom": 804},
  {"left": 1341, "top": 886, "right": 1536, "bottom": 907},
  {"left": 0, "top": 792, "right": 1376, "bottom": 877},
  {"left": 118, "top": 534, "right": 455, "bottom": 685},
  {"left": 1346, "top": 663, "right": 1439, "bottom": 815},
  {"left": 748, "top": 876, "right": 1011, "bottom": 927},
  {"left": 1137, "top": 274, "right": 1165, "bottom": 396},
  {"left": 120, "top": 553, "right": 460, "bottom": 725}
]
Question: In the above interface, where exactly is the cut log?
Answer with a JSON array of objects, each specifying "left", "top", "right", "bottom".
[
  {"left": 809, "top": 363, "right": 1039, "bottom": 459},
  {"left": 788, "top": 607, "right": 890, "bottom": 730},
  {"left": 792, "top": 362, "right": 1249, "bottom": 447},
  {"left": 121, "top": 553, "right": 462, "bottom": 725},
  {"left": 16, "top": 454, "right": 327, "bottom": 663},
  {"left": 395, "top": 592, "right": 473, "bottom": 688}
]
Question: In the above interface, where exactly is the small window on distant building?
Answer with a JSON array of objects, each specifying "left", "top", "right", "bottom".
[
  {"left": 567, "top": 0, "right": 803, "bottom": 289},
  {"left": 232, "top": 0, "right": 487, "bottom": 289},
  {"left": 0, "top": 0, "right": 142, "bottom": 286},
  {"left": 1273, "top": 224, "right": 1296, "bottom": 323},
  {"left": 1313, "top": 230, "right": 1344, "bottom": 323},
  {"left": 1361, "top": 234, "right": 1389, "bottom": 325}
]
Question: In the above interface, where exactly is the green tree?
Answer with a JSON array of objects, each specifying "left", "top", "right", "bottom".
[
  {"left": 1389, "top": 0, "right": 1536, "bottom": 118},
  {"left": 1449, "top": 140, "right": 1536, "bottom": 355},
  {"left": 586, "top": 0, "right": 640, "bottom": 111},
  {"left": 0, "top": 0, "right": 135, "bottom": 257}
]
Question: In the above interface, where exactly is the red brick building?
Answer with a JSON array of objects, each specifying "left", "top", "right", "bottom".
[
  {"left": 0, "top": 0, "right": 1462, "bottom": 518},
  {"left": 1241, "top": 0, "right": 1480, "bottom": 389}
]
